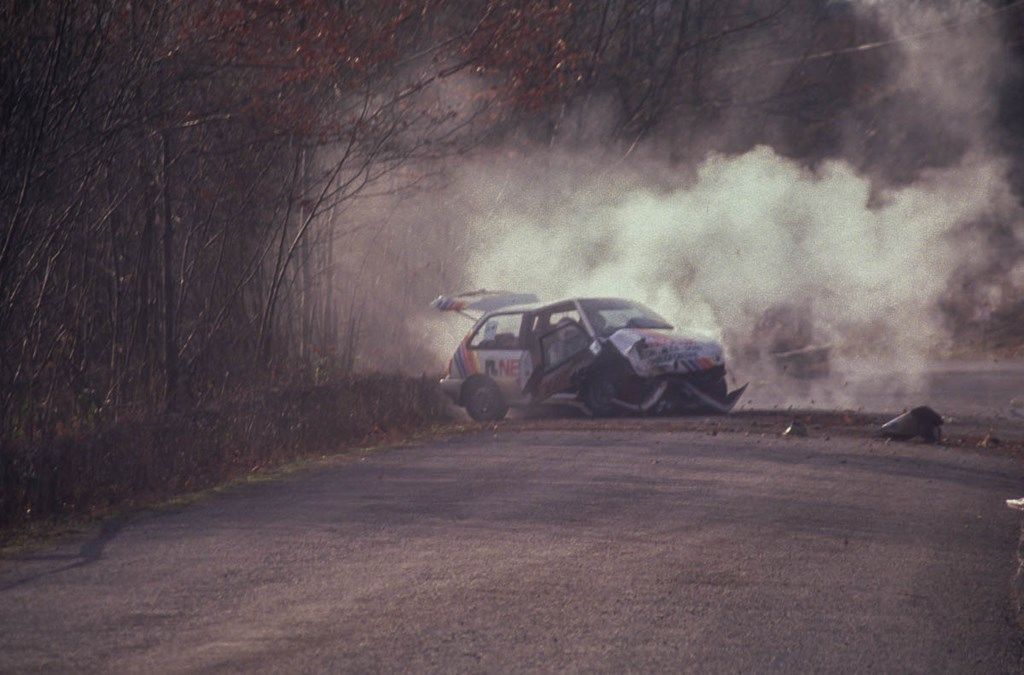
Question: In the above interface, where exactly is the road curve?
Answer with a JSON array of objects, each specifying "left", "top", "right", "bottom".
[{"left": 2, "top": 426, "right": 1022, "bottom": 672}]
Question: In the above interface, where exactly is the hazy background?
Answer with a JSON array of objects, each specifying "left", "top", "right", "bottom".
[
  {"left": 386, "top": 0, "right": 1024, "bottom": 408},
  {"left": 4, "top": 0, "right": 1024, "bottom": 434}
]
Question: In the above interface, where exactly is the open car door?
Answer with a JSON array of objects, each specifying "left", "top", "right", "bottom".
[{"left": 523, "top": 319, "right": 598, "bottom": 402}]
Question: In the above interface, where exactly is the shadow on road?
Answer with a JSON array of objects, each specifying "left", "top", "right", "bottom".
[{"left": 1, "top": 517, "right": 127, "bottom": 592}]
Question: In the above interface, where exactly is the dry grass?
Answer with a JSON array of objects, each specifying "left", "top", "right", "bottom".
[{"left": 0, "top": 374, "right": 449, "bottom": 531}]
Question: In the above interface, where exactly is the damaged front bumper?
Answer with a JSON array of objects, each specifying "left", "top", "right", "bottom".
[{"left": 601, "top": 366, "right": 748, "bottom": 416}]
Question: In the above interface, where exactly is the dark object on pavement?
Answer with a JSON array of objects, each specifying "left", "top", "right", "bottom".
[{"left": 877, "top": 406, "right": 943, "bottom": 443}]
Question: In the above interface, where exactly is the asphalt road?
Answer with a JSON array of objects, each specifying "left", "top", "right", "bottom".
[{"left": 2, "top": 421, "right": 1023, "bottom": 672}]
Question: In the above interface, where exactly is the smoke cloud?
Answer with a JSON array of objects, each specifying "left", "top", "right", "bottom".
[
  {"left": 417, "top": 1, "right": 1023, "bottom": 407},
  {"left": 351, "top": 1, "right": 1024, "bottom": 412},
  {"left": 454, "top": 146, "right": 1017, "bottom": 403}
]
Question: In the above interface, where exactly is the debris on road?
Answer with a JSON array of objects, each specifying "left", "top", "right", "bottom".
[
  {"left": 877, "top": 406, "right": 943, "bottom": 443},
  {"left": 1007, "top": 497, "right": 1024, "bottom": 511},
  {"left": 978, "top": 432, "right": 1001, "bottom": 448},
  {"left": 783, "top": 419, "right": 808, "bottom": 437}
]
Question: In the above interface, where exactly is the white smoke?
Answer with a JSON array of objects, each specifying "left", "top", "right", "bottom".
[
  {"left": 458, "top": 147, "right": 1015, "bottom": 399},
  {"left": 439, "top": 2, "right": 1024, "bottom": 407}
]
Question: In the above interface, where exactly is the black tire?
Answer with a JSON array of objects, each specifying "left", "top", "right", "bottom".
[
  {"left": 463, "top": 378, "right": 508, "bottom": 422},
  {"left": 582, "top": 371, "right": 619, "bottom": 418}
]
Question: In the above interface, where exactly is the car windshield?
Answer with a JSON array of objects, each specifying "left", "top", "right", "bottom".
[{"left": 579, "top": 299, "right": 673, "bottom": 337}]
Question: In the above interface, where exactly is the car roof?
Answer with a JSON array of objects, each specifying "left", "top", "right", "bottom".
[{"left": 484, "top": 297, "right": 633, "bottom": 315}]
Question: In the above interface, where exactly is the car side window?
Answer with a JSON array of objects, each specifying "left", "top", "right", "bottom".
[
  {"left": 469, "top": 313, "right": 524, "bottom": 350},
  {"left": 549, "top": 309, "right": 581, "bottom": 325},
  {"left": 543, "top": 309, "right": 581, "bottom": 329},
  {"left": 539, "top": 321, "right": 590, "bottom": 369},
  {"left": 533, "top": 307, "right": 582, "bottom": 334}
]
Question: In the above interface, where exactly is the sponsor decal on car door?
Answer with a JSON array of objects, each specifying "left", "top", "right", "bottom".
[{"left": 467, "top": 312, "right": 530, "bottom": 402}]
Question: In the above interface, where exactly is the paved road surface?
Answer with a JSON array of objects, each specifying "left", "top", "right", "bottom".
[{"left": 2, "top": 425, "right": 1022, "bottom": 672}]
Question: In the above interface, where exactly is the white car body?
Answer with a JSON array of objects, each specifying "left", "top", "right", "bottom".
[{"left": 432, "top": 292, "right": 746, "bottom": 421}]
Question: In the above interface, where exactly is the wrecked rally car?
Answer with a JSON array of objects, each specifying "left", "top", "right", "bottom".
[{"left": 432, "top": 291, "right": 747, "bottom": 421}]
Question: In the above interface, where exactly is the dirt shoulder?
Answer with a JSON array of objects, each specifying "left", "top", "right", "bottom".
[{"left": 0, "top": 375, "right": 454, "bottom": 546}]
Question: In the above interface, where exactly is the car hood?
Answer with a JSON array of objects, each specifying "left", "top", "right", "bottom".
[{"left": 607, "top": 328, "right": 724, "bottom": 377}]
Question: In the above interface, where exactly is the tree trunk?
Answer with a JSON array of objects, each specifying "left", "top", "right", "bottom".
[{"left": 160, "top": 130, "right": 178, "bottom": 410}]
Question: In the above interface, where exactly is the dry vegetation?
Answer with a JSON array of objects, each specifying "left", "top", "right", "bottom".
[{"left": 0, "top": 374, "right": 448, "bottom": 531}]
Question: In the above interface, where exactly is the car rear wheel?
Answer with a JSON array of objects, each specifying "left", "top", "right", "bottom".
[{"left": 464, "top": 379, "right": 508, "bottom": 422}]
